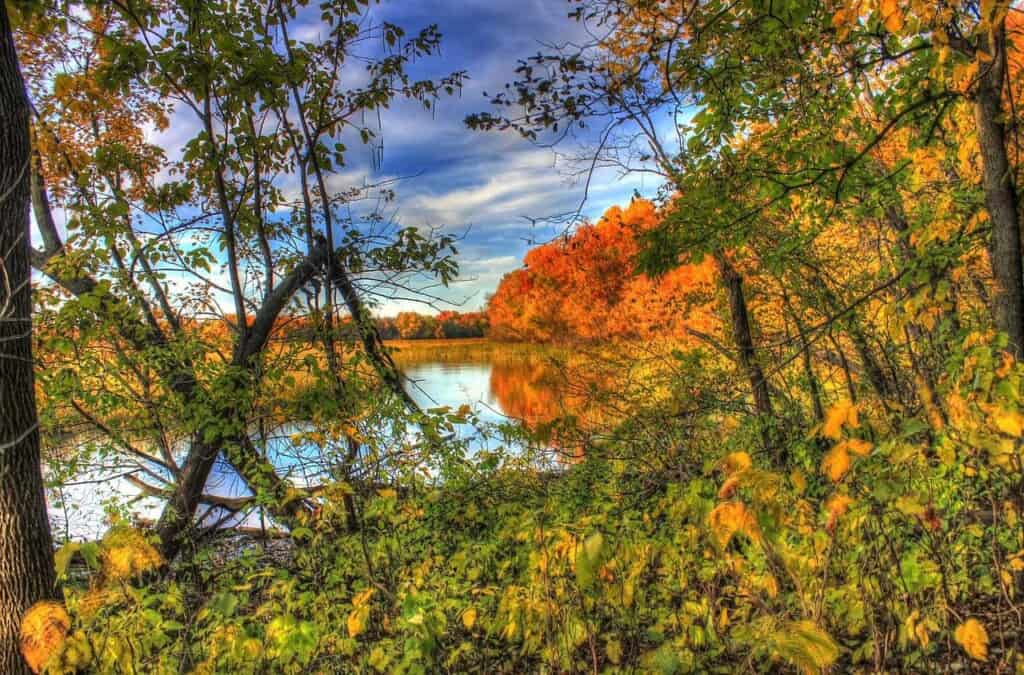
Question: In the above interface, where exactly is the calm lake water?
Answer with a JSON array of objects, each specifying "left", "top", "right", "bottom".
[{"left": 50, "top": 340, "right": 563, "bottom": 540}]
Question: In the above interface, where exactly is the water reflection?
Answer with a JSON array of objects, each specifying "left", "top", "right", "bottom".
[{"left": 50, "top": 342, "right": 566, "bottom": 539}]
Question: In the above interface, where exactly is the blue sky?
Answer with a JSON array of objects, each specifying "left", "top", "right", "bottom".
[
  {"left": 291, "top": 0, "right": 654, "bottom": 314},
  {"left": 143, "top": 0, "right": 661, "bottom": 316}
]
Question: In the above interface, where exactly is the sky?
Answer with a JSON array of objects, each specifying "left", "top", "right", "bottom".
[
  {"left": 274, "top": 0, "right": 654, "bottom": 315},
  {"left": 137, "top": 0, "right": 664, "bottom": 316}
]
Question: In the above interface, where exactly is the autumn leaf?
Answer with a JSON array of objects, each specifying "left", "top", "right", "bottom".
[
  {"left": 903, "top": 610, "right": 932, "bottom": 648},
  {"left": 718, "top": 475, "right": 741, "bottom": 498},
  {"left": 826, "top": 494, "right": 854, "bottom": 532},
  {"left": 821, "top": 445, "right": 852, "bottom": 482},
  {"left": 840, "top": 438, "right": 873, "bottom": 457},
  {"left": 462, "top": 607, "right": 477, "bottom": 630},
  {"left": 880, "top": 0, "right": 904, "bottom": 32},
  {"left": 709, "top": 501, "right": 761, "bottom": 548},
  {"left": 719, "top": 451, "right": 752, "bottom": 475},
  {"left": 100, "top": 527, "right": 163, "bottom": 580},
  {"left": 822, "top": 400, "right": 858, "bottom": 440},
  {"left": 20, "top": 602, "right": 70, "bottom": 674},
  {"left": 993, "top": 407, "right": 1024, "bottom": 437},
  {"left": 347, "top": 605, "right": 370, "bottom": 638},
  {"left": 954, "top": 618, "right": 989, "bottom": 661},
  {"left": 772, "top": 620, "right": 840, "bottom": 674},
  {"left": 575, "top": 532, "right": 606, "bottom": 588},
  {"left": 790, "top": 469, "right": 807, "bottom": 495}
]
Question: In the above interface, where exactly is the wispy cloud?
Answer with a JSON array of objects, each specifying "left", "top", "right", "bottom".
[{"left": 134, "top": 0, "right": 665, "bottom": 316}]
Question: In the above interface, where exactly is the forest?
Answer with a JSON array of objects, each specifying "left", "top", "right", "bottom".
[{"left": 2, "top": 0, "right": 1024, "bottom": 673}]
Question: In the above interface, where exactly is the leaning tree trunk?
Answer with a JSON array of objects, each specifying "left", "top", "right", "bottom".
[
  {"left": 714, "top": 252, "right": 781, "bottom": 462},
  {"left": 975, "top": 20, "right": 1024, "bottom": 357},
  {"left": 0, "top": 5, "right": 57, "bottom": 673}
]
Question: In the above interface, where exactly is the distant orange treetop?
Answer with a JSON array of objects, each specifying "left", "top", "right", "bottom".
[{"left": 487, "top": 199, "right": 716, "bottom": 342}]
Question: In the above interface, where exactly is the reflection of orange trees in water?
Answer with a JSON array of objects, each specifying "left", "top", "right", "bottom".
[
  {"left": 489, "top": 358, "right": 564, "bottom": 427},
  {"left": 488, "top": 346, "right": 653, "bottom": 461}
]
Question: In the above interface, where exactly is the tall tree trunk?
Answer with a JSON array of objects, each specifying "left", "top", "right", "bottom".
[
  {"left": 0, "top": 6, "right": 57, "bottom": 672},
  {"left": 714, "top": 252, "right": 781, "bottom": 461},
  {"left": 782, "top": 289, "right": 824, "bottom": 424},
  {"left": 975, "top": 21, "right": 1024, "bottom": 356}
]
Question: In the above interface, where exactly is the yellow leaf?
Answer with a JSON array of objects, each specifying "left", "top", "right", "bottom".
[
  {"left": 718, "top": 475, "right": 741, "bottom": 499},
  {"left": 708, "top": 501, "right": 761, "bottom": 548},
  {"left": 606, "top": 638, "right": 623, "bottom": 664},
  {"left": 20, "top": 602, "right": 70, "bottom": 674},
  {"left": 462, "top": 607, "right": 477, "bottom": 630},
  {"left": 894, "top": 494, "right": 926, "bottom": 516},
  {"left": 881, "top": 0, "right": 904, "bottom": 32},
  {"left": 826, "top": 494, "right": 854, "bottom": 531},
  {"left": 352, "top": 588, "right": 374, "bottom": 608},
  {"left": 376, "top": 488, "right": 398, "bottom": 500},
  {"left": 841, "top": 438, "right": 874, "bottom": 457},
  {"left": 773, "top": 620, "right": 840, "bottom": 674},
  {"left": 719, "top": 451, "right": 752, "bottom": 475},
  {"left": 904, "top": 610, "right": 931, "bottom": 648},
  {"left": 822, "top": 400, "right": 858, "bottom": 440},
  {"left": 100, "top": 527, "right": 163, "bottom": 580},
  {"left": 821, "top": 445, "right": 852, "bottom": 482},
  {"left": 790, "top": 469, "right": 807, "bottom": 495},
  {"left": 347, "top": 605, "right": 370, "bottom": 639},
  {"left": 993, "top": 408, "right": 1024, "bottom": 437},
  {"left": 954, "top": 618, "right": 989, "bottom": 661},
  {"left": 996, "top": 351, "right": 1015, "bottom": 378}
]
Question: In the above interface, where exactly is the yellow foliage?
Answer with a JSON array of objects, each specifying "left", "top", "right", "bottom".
[
  {"left": 773, "top": 620, "right": 840, "bottom": 674},
  {"left": 993, "top": 407, "right": 1024, "bottom": 437},
  {"left": 348, "top": 606, "right": 370, "bottom": 639},
  {"left": 880, "top": 0, "right": 904, "bottom": 32},
  {"left": 462, "top": 607, "right": 477, "bottom": 630},
  {"left": 903, "top": 610, "right": 933, "bottom": 648},
  {"left": 826, "top": 494, "right": 854, "bottom": 532},
  {"left": 20, "top": 601, "right": 70, "bottom": 674},
  {"left": 954, "top": 618, "right": 989, "bottom": 661},
  {"left": 821, "top": 445, "right": 852, "bottom": 483},
  {"left": 822, "top": 400, "right": 858, "bottom": 440},
  {"left": 837, "top": 438, "right": 873, "bottom": 457},
  {"left": 719, "top": 451, "right": 752, "bottom": 475},
  {"left": 790, "top": 469, "right": 807, "bottom": 495},
  {"left": 718, "top": 475, "right": 740, "bottom": 499},
  {"left": 100, "top": 528, "right": 162, "bottom": 580},
  {"left": 708, "top": 501, "right": 760, "bottom": 548},
  {"left": 352, "top": 588, "right": 374, "bottom": 607},
  {"left": 76, "top": 587, "right": 120, "bottom": 621},
  {"left": 832, "top": 8, "right": 852, "bottom": 38},
  {"left": 347, "top": 588, "right": 375, "bottom": 638},
  {"left": 995, "top": 351, "right": 1015, "bottom": 378}
]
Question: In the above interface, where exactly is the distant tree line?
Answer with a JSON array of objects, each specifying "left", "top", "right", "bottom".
[
  {"left": 277, "top": 311, "right": 489, "bottom": 342},
  {"left": 377, "top": 311, "right": 488, "bottom": 340}
]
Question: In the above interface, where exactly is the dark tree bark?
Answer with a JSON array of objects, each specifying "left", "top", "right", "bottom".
[
  {"left": 0, "top": 5, "right": 57, "bottom": 672},
  {"left": 781, "top": 290, "right": 824, "bottom": 424},
  {"left": 714, "top": 252, "right": 781, "bottom": 462},
  {"left": 974, "top": 22, "right": 1024, "bottom": 357}
]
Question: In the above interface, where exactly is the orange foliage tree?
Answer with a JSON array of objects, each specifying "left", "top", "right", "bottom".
[{"left": 486, "top": 200, "right": 715, "bottom": 342}]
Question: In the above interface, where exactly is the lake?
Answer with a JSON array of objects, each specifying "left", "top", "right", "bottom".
[{"left": 49, "top": 340, "right": 567, "bottom": 540}]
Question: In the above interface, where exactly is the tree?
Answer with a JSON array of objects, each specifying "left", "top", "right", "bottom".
[
  {"left": 486, "top": 200, "right": 714, "bottom": 343},
  {"left": 18, "top": 0, "right": 462, "bottom": 558},
  {"left": 470, "top": 0, "right": 1024, "bottom": 461},
  {"left": 395, "top": 312, "right": 437, "bottom": 339},
  {"left": 0, "top": 3, "right": 55, "bottom": 672}
]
